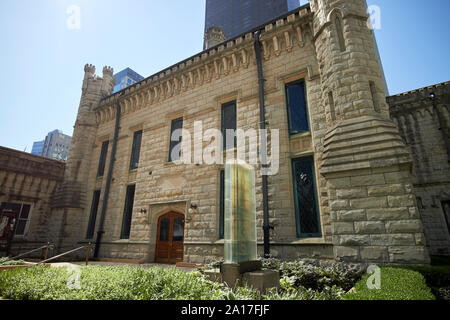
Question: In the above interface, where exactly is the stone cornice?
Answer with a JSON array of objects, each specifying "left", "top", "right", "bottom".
[{"left": 94, "top": 8, "right": 313, "bottom": 125}]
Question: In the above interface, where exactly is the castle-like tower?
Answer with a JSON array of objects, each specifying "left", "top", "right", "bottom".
[
  {"left": 311, "top": 0, "right": 429, "bottom": 264},
  {"left": 51, "top": 65, "right": 115, "bottom": 251}
]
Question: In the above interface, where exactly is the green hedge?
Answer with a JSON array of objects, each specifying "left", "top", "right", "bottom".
[{"left": 345, "top": 267, "right": 435, "bottom": 300}]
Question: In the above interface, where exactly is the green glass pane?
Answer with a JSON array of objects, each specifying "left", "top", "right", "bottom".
[{"left": 224, "top": 160, "right": 257, "bottom": 264}]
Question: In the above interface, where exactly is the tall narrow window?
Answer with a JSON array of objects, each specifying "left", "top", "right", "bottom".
[
  {"left": 168, "top": 118, "right": 183, "bottom": 162},
  {"left": 97, "top": 140, "right": 109, "bottom": 177},
  {"left": 369, "top": 81, "right": 380, "bottom": 113},
  {"left": 129, "top": 130, "right": 143, "bottom": 171},
  {"left": 120, "top": 185, "right": 136, "bottom": 239},
  {"left": 86, "top": 190, "right": 101, "bottom": 239},
  {"left": 219, "top": 170, "right": 225, "bottom": 239},
  {"left": 221, "top": 101, "right": 237, "bottom": 150},
  {"left": 286, "top": 79, "right": 309, "bottom": 134},
  {"left": 328, "top": 91, "right": 336, "bottom": 121},
  {"left": 441, "top": 201, "right": 450, "bottom": 235},
  {"left": 335, "top": 16, "right": 346, "bottom": 52},
  {"left": 292, "top": 156, "right": 321, "bottom": 238}
]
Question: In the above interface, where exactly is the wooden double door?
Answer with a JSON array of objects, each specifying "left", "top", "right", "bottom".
[{"left": 155, "top": 212, "right": 185, "bottom": 264}]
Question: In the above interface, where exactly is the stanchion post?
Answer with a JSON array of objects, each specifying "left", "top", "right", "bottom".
[{"left": 86, "top": 243, "right": 92, "bottom": 266}]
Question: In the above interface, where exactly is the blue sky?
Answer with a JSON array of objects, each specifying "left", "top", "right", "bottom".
[{"left": 0, "top": 0, "right": 449, "bottom": 152}]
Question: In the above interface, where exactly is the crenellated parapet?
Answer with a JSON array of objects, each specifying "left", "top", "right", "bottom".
[{"left": 94, "top": 6, "right": 313, "bottom": 125}]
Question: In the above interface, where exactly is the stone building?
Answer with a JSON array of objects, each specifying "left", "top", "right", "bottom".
[
  {"left": 0, "top": 147, "right": 65, "bottom": 254},
  {"left": 7, "top": 0, "right": 448, "bottom": 265},
  {"left": 387, "top": 81, "right": 450, "bottom": 256}
]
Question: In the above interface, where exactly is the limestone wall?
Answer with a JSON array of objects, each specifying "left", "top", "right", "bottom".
[
  {"left": 0, "top": 147, "right": 65, "bottom": 255},
  {"left": 388, "top": 81, "right": 450, "bottom": 255}
]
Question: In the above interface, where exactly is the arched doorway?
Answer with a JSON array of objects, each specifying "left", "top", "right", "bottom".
[{"left": 155, "top": 212, "right": 185, "bottom": 263}]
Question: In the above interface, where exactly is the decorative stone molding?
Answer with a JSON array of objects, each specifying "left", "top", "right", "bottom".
[{"left": 95, "top": 7, "right": 313, "bottom": 124}]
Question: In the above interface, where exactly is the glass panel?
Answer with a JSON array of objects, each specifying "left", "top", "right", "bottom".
[
  {"left": 219, "top": 170, "right": 225, "bottom": 239},
  {"left": 169, "top": 118, "right": 183, "bottom": 162},
  {"left": 15, "top": 220, "right": 27, "bottom": 236},
  {"left": 222, "top": 101, "right": 237, "bottom": 150},
  {"left": 172, "top": 218, "right": 184, "bottom": 242},
  {"left": 120, "top": 185, "right": 135, "bottom": 239},
  {"left": 159, "top": 218, "right": 170, "bottom": 241},
  {"left": 129, "top": 130, "right": 143, "bottom": 170},
  {"left": 97, "top": 141, "right": 109, "bottom": 177},
  {"left": 286, "top": 80, "right": 309, "bottom": 134},
  {"left": 20, "top": 205, "right": 31, "bottom": 219},
  {"left": 86, "top": 191, "right": 101, "bottom": 239},
  {"left": 0, "top": 203, "right": 21, "bottom": 215},
  {"left": 292, "top": 157, "right": 321, "bottom": 237}
]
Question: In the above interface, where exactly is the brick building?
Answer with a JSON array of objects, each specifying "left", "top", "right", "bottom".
[{"left": 5, "top": 0, "right": 449, "bottom": 264}]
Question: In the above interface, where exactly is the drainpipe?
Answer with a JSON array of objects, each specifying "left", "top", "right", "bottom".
[
  {"left": 430, "top": 93, "right": 450, "bottom": 160},
  {"left": 254, "top": 30, "right": 273, "bottom": 258},
  {"left": 94, "top": 93, "right": 123, "bottom": 258}
]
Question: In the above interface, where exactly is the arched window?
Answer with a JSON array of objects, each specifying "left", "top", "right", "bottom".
[{"left": 334, "top": 15, "right": 346, "bottom": 52}]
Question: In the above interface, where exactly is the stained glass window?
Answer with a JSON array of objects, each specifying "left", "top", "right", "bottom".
[{"left": 292, "top": 156, "right": 321, "bottom": 238}]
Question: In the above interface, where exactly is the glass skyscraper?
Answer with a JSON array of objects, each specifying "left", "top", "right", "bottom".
[
  {"left": 113, "top": 68, "right": 145, "bottom": 93},
  {"left": 204, "top": 0, "right": 301, "bottom": 43}
]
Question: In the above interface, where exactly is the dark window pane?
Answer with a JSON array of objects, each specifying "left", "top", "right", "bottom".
[
  {"left": 173, "top": 218, "right": 184, "bottom": 242},
  {"left": 120, "top": 185, "right": 136, "bottom": 239},
  {"left": 97, "top": 141, "right": 109, "bottom": 177},
  {"left": 86, "top": 190, "right": 101, "bottom": 239},
  {"left": 286, "top": 80, "right": 309, "bottom": 134},
  {"left": 292, "top": 156, "right": 321, "bottom": 237},
  {"left": 0, "top": 203, "right": 21, "bottom": 215},
  {"left": 442, "top": 201, "right": 450, "bottom": 235},
  {"left": 219, "top": 170, "right": 225, "bottom": 239},
  {"left": 159, "top": 218, "right": 170, "bottom": 241},
  {"left": 169, "top": 118, "right": 183, "bottom": 162},
  {"left": 129, "top": 130, "right": 143, "bottom": 171},
  {"left": 15, "top": 220, "right": 27, "bottom": 236},
  {"left": 20, "top": 205, "right": 31, "bottom": 219},
  {"left": 222, "top": 101, "right": 237, "bottom": 150}
]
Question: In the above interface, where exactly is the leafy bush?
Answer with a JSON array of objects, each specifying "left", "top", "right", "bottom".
[
  {"left": 0, "top": 265, "right": 342, "bottom": 300},
  {"left": 0, "top": 258, "right": 27, "bottom": 266},
  {"left": 345, "top": 267, "right": 435, "bottom": 300},
  {"left": 262, "top": 258, "right": 364, "bottom": 292}
]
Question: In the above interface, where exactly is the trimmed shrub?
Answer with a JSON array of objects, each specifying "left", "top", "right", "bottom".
[{"left": 345, "top": 267, "right": 435, "bottom": 300}]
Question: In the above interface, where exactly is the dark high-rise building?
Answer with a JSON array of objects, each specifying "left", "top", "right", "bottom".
[{"left": 204, "top": 0, "right": 300, "bottom": 46}]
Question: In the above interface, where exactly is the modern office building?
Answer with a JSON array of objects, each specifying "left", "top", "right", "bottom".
[
  {"left": 113, "top": 68, "right": 145, "bottom": 93},
  {"left": 204, "top": 0, "right": 300, "bottom": 47},
  {"left": 40, "top": 130, "right": 72, "bottom": 162},
  {"left": 31, "top": 140, "right": 44, "bottom": 156}
]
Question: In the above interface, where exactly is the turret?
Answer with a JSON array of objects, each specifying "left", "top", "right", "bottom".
[
  {"left": 311, "top": 0, "right": 429, "bottom": 264},
  {"left": 53, "top": 64, "right": 114, "bottom": 209},
  {"left": 204, "top": 26, "right": 227, "bottom": 49}
]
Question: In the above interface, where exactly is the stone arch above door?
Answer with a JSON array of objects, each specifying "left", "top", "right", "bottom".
[{"left": 147, "top": 200, "right": 189, "bottom": 262}]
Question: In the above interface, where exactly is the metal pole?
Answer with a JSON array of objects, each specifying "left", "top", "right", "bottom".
[
  {"left": 86, "top": 243, "right": 91, "bottom": 266},
  {"left": 44, "top": 242, "right": 50, "bottom": 260},
  {"left": 254, "top": 30, "right": 273, "bottom": 258}
]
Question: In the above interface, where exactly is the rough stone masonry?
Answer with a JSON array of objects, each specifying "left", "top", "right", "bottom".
[{"left": 4, "top": 0, "right": 449, "bottom": 265}]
